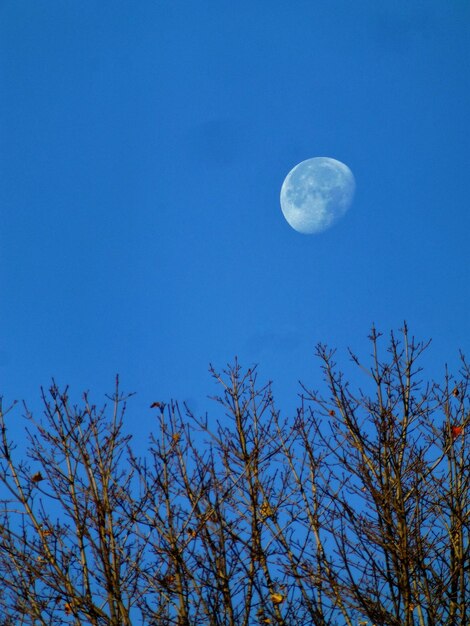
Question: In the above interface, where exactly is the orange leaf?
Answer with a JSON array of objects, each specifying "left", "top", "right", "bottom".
[{"left": 270, "top": 592, "right": 284, "bottom": 604}]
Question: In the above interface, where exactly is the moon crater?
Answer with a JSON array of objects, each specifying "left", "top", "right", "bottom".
[{"left": 280, "top": 157, "right": 355, "bottom": 234}]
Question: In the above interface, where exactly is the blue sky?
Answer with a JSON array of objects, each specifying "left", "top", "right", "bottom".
[{"left": 0, "top": 1, "right": 469, "bottom": 438}]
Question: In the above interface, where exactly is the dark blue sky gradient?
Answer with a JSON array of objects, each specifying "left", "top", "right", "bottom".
[{"left": 0, "top": 2, "right": 469, "bottom": 440}]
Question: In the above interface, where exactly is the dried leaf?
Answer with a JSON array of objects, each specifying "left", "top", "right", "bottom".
[{"left": 270, "top": 592, "right": 284, "bottom": 604}]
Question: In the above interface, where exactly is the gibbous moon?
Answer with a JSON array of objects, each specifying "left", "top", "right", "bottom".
[{"left": 280, "top": 157, "right": 355, "bottom": 234}]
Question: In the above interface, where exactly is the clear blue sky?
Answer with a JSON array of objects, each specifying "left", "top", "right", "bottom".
[{"left": 0, "top": 1, "right": 469, "bottom": 437}]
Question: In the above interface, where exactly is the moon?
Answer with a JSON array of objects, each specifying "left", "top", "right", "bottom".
[{"left": 280, "top": 157, "right": 355, "bottom": 234}]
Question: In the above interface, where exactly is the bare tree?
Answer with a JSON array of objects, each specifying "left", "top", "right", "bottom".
[
  {"left": 0, "top": 327, "right": 468, "bottom": 625},
  {"left": 296, "top": 325, "right": 470, "bottom": 626},
  {"left": 0, "top": 380, "right": 144, "bottom": 625}
]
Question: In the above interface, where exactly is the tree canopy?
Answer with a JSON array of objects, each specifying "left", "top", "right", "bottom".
[{"left": 0, "top": 326, "right": 468, "bottom": 625}]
